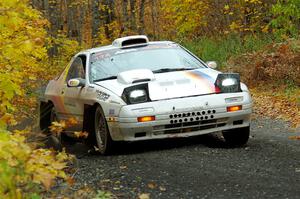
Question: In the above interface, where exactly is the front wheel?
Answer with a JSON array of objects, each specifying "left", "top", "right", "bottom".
[
  {"left": 222, "top": 126, "right": 250, "bottom": 147},
  {"left": 94, "top": 106, "right": 114, "bottom": 155}
]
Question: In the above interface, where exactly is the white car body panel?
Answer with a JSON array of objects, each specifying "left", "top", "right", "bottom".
[{"left": 117, "top": 69, "right": 155, "bottom": 84}]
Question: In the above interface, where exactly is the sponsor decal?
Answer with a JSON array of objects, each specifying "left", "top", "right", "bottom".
[
  {"left": 115, "top": 49, "right": 137, "bottom": 55},
  {"left": 96, "top": 90, "right": 110, "bottom": 101},
  {"left": 91, "top": 52, "right": 112, "bottom": 62},
  {"left": 184, "top": 70, "right": 220, "bottom": 93},
  {"left": 91, "top": 44, "right": 178, "bottom": 62}
]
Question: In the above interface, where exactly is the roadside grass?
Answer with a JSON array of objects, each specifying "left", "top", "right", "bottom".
[{"left": 180, "top": 34, "right": 274, "bottom": 67}]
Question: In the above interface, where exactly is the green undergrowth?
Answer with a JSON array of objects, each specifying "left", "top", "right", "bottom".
[{"left": 181, "top": 34, "right": 274, "bottom": 67}]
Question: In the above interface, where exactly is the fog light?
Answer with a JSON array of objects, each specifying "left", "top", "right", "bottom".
[
  {"left": 137, "top": 116, "right": 155, "bottom": 122},
  {"left": 227, "top": 105, "right": 242, "bottom": 112}
]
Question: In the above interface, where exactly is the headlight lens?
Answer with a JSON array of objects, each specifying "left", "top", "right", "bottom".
[
  {"left": 222, "top": 78, "right": 237, "bottom": 87},
  {"left": 129, "top": 89, "right": 147, "bottom": 104},
  {"left": 122, "top": 83, "right": 150, "bottom": 104},
  {"left": 215, "top": 73, "right": 241, "bottom": 93}
]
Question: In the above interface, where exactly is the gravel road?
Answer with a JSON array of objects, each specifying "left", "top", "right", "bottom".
[{"left": 60, "top": 118, "right": 300, "bottom": 199}]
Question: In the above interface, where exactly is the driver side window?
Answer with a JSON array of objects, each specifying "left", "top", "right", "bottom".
[{"left": 66, "top": 55, "right": 86, "bottom": 82}]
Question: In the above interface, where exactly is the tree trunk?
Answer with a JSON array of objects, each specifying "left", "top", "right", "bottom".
[
  {"left": 103, "top": 0, "right": 115, "bottom": 39},
  {"left": 138, "top": 0, "right": 145, "bottom": 34},
  {"left": 151, "top": 0, "right": 158, "bottom": 39},
  {"left": 129, "top": 0, "right": 137, "bottom": 31},
  {"left": 122, "top": 0, "right": 129, "bottom": 34},
  {"left": 92, "top": 0, "right": 101, "bottom": 46}
]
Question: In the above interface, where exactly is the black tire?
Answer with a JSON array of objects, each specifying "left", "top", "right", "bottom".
[
  {"left": 46, "top": 107, "right": 63, "bottom": 151},
  {"left": 39, "top": 101, "right": 53, "bottom": 132},
  {"left": 222, "top": 126, "right": 250, "bottom": 147},
  {"left": 94, "top": 106, "right": 114, "bottom": 155}
]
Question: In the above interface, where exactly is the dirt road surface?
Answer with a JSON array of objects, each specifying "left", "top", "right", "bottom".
[{"left": 59, "top": 118, "right": 300, "bottom": 199}]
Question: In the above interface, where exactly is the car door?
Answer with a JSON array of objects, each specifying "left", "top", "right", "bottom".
[{"left": 61, "top": 55, "right": 87, "bottom": 129}]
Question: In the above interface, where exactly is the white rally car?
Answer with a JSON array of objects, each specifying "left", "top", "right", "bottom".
[{"left": 40, "top": 35, "right": 252, "bottom": 154}]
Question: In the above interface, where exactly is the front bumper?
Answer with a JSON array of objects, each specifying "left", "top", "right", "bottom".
[{"left": 107, "top": 92, "right": 252, "bottom": 141}]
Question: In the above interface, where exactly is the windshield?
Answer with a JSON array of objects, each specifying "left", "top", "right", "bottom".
[{"left": 89, "top": 44, "right": 206, "bottom": 82}]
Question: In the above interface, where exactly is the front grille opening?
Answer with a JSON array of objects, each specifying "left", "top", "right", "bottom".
[
  {"left": 165, "top": 123, "right": 181, "bottom": 128},
  {"left": 183, "top": 121, "right": 199, "bottom": 127},
  {"left": 202, "top": 119, "right": 216, "bottom": 124},
  {"left": 217, "top": 123, "right": 226, "bottom": 127},
  {"left": 165, "top": 110, "right": 222, "bottom": 134},
  {"left": 153, "top": 117, "right": 228, "bottom": 135},
  {"left": 233, "top": 120, "right": 243, "bottom": 125},
  {"left": 135, "top": 132, "right": 146, "bottom": 138},
  {"left": 168, "top": 109, "right": 216, "bottom": 119},
  {"left": 165, "top": 123, "right": 182, "bottom": 134}
]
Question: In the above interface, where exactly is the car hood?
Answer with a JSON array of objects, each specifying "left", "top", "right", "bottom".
[{"left": 95, "top": 68, "right": 221, "bottom": 101}]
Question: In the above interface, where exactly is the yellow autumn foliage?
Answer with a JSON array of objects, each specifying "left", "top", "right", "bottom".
[
  {"left": 0, "top": 130, "right": 72, "bottom": 198},
  {"left": 0, "top": 0, "right": 48, "bottom": 128},
  {"left": 0, "top": 1, "right": 76, "bottom": 198},
  {"left": 161, "top": 0, "right": 210, "bottom": 39}
]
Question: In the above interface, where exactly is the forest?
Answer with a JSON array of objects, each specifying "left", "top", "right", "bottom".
[
  {"left": 29, "top": 0, "right": 299, "bottom": 46},
  {"left": 0, "top": 0, "right": 300, "bottom": 198}
]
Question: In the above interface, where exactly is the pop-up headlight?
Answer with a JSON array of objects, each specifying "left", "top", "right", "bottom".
[
  {"left": 215, "top": 73, "right": 241, "bottom": 93},
  {"left": 129, "top": 89, "right": 147, "bottom": 104},
  {"left": 122, "top": 83, "right": 150, "bottom": 104}
]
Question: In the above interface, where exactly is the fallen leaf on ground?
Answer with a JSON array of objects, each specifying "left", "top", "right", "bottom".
[
  {"left": 147, "top": 182, "right": 157, "bottom": 189},
  {"left": 139, "top": 193, "right": 150, "bottom": 199},
  {"left": 119, "top": 165, "right": 127, "bottom": 169},
  {"left": 159, "top": 186, "right": 167, "bottom": 191},
  {"left": 74, "top": 131, "right": 89, "bottom": 138}
]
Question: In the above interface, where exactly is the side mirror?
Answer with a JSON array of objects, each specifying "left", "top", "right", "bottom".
[
  {"left": 206, "top": 61, "right": 217, "bottom": 69},
  {"left": 67, "top": 78, "right": 86, "bottom": 87}
]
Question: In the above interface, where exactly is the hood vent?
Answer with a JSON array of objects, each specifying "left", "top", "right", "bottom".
[{"left": 112, "top": 35, "right": 149, "bottom": 48}]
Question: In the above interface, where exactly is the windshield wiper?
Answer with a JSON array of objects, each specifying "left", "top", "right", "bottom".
[
  {"left": 152, "top": 68, "right": 196, "bottom": 74},
  {"left": 93, "top": 75, "right": 117, "bottom": 82}
]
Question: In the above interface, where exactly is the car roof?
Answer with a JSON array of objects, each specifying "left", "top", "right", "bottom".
[{"left": 78, "top": 41, "right": 176, "bottom": 55}]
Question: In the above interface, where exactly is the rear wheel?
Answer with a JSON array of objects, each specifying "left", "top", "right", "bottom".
[
  {"left": 222, "top": 126, "right": 250, "bottom": 147},
  {"left": 94, "top": 106, "right": 114, "bottom": 155}
]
